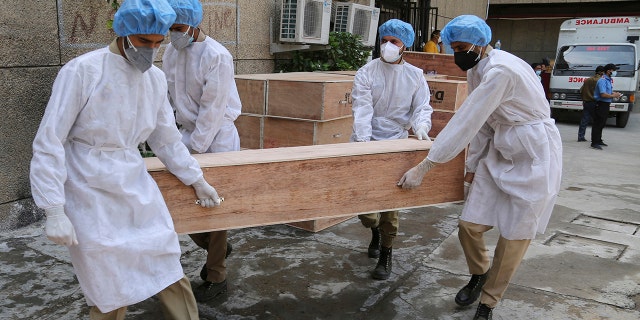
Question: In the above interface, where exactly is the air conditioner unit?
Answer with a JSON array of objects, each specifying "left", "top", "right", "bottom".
[
  {"left": 280, "top": 0, "right": 332, "bottom": 44},
  {"left": 332, "top": 2, "right": 380, "bottom": 47}
]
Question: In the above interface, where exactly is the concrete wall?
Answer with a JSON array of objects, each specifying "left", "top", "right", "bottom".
[{"left": 430, "top": 0, "right": 488, "bottom": 28}]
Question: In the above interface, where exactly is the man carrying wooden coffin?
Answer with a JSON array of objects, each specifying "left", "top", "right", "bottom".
[
  {"left": 351, "top": 18, "right": 433, "bottom": 280},
  {"left": 29, "top": 0, "right": 222, "bottom": 318},
  {"left": 399, "top": 15, "right": 562, "bottom": 320}
]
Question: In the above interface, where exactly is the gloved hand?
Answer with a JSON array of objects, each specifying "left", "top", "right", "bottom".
[
  {"left": 464, "top": 181, "right": 471, "bottom": 200},
  {"left": 415, "top": 126, "right": 431, "bottom": 141},
  {"left": 191, "top": 177, "right": 221, "bottom": 208},
  {"left": 45, "top": 206, "right": 78, "bottom": 246},
  {"left": 397, "top": 158, "right": 436, "bottom": 189}
]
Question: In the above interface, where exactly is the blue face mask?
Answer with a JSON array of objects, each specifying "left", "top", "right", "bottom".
[
  {"left": 611, "top": 71, "right": 618, "bottom": 77},
  {"left": 124, "top": 36, "right": 158, "bottom": 73},
  {"left": 535, "top": 70, "right": 542, "bottom": 76},
  {"left": 170, "top": 26, "right": 194, "bottom": 50}
]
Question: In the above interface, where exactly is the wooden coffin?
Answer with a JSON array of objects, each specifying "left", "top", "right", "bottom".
[
  {"left": 262, "top": 116, "right": 353, "bottom": 148},
  {"left": 425, "top": 76, "right": 468, "bottom": 112},
  {"left": 235, "top": 72, "right": 354, "bottom": 120},
  {"left": 403, "top": 51, "right": 468, "bottom": 77},
  {"left": 236, "top": 115, "right": 353, "bottom": 150},
  {"left": 145, "top": 139, "right": 465, "bottom": 234}
]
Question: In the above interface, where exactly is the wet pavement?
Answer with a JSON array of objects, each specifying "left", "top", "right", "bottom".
[{"left": 2, "top": 112, "right": 640, "bottom": 320}]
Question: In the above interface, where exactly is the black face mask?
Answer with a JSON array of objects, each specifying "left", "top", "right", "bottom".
[{"left": 454, "top": 50, "right": 480, "bottom": 71}]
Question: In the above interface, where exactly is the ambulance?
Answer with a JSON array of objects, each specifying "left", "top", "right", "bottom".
[{"left": 549, "top": 16, "right": 640, "bottom": 128}]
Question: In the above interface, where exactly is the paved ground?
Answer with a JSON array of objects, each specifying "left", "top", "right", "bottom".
[{"left": 2, "top": 110, "right": 640, "bottom": 320}]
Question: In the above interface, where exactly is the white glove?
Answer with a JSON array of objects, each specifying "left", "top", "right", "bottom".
[
  {"left": 415, "top": 126, "right": 431, "bottom": 141},
  {"left": 45, "top": 206, "right": 78, "bottom": 246},
  {"left": 464, "top": 181, "right": 471, "bottom": 200},
  {"left": 191, "top": 177, "right": 221, "bottom": 208},
  {"left": 397, "top": 158, "right": 437, "bottom": 189}
]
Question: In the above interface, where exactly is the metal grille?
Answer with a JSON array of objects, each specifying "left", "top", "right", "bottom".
[
  {"left": 352, "top": 8, "right": 372, "bottom": 40},
  {"left": 374, "top": 0, "right": 435, "bottom": 56},
  {"left": 280, "top": 0, "right": 298, "bottom": 39},
  {"left": 303, "top": 0, "right": 323, "bottom": 38},
  {"left": 334, "top": 4, "right": 349, "bottom": 32}
]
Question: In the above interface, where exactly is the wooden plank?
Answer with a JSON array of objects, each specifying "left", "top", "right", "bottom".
[
  {"left": 403, "top": 51, "right": 468, "bottom": 77},
  {"left": 235, "top": 114, "right": 263, "bottom": 149},
  {"left": 145, "top": 139, "right": 465, "bottom": 234},
  {"left": 429, "top": 110, "right": 455, "bottom": 138},
  {"left": 235, "top": 77, "right": 266, "bottom": 115},
  {"left": 287, "top": 215, "right": 355, "bottom": 232}
]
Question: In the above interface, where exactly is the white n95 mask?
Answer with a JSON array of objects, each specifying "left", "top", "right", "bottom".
[
  {"left": 170, "top": 26, "right": 194, "bottom": 50},
  {"left": 381, "top": 42, "right": 402, "bottom": 63},
  {"left": 124, "top": 36, "right": 159, "bottom": 73}
]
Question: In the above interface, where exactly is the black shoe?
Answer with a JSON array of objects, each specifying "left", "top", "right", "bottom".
[
  {"left": 599, "top": 142, "right": 608, "bottom": 147},
  {"left": 455, "top": 272, "right": 488, "bottom": 306},
  {"left": 372, "top": 246, "right": 392, "bottom": 280},
  {"left": 577, "top": 137, "right": 587, "bottom": 142},
  {"left": 368, "top": 227, "right": 381, "bottom": 258},
  {"left": 591, "top": 144, "right": 603, "bottom": 150},
  {"left": 200, "top": 243, "right": 233, "bottom": 281},
  {"left": 226, "top": 242, "right": 233, "bottom": 258},
  {"left": 473, "top": 303, "right": 493, "bottom": 320},
  {"left": 193, "top": 280, "right": 227, "bottom": 303}
]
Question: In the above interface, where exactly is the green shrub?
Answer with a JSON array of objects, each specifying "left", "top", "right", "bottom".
[{"left": 276, "top": 32, "right": 372, "bottom": 72}]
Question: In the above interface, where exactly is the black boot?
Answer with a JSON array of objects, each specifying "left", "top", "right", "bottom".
[
  {"left": 473, "top": 303, "right": 493, "bottom": 320},
  {"left": 455, "top": 272, "right": 488, "bottom": 306},
  {"left": 372, "top": 246, "right": 392, "bottom": 280},
  {"left": 193, "top": 279, "right": 228, "bottom": 303},
  {"left": 368, "top": 227, "right": 381, "bottom": 258}
]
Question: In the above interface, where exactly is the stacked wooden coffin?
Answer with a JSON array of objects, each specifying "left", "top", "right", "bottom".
[
  {"left": 424, "top": 74, "right": 468, "bottom": 137},
  {"left": 234, "top": 72, "right": 357, "bottom": 231},
  {"left": 234, "top": 72, "right": 356, "bottom": 149}
]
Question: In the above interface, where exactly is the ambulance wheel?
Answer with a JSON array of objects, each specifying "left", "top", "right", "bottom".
[{"left": 616, "top": 111, "right": 630, "bottom": 128}]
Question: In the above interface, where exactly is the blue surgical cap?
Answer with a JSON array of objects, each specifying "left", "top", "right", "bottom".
[
  {"left": 112, "top": 0, "right": 177, "bottom": 37},
  {"left": 441, "top": 15, "right": 492, "bottom": 46},
  {"left": 378, "top": 19, "right": 415, "bottom": 47},
  {"left": 168, "top": 0, "right": 203, "bottom": 27}
]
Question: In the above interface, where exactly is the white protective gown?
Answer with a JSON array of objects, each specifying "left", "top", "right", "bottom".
[
  {"left": 426, "top": 49, "right": 563, "bottom": 240},
  {"left": 163, "top": 36, "right": 242, "bottom": 153},
  {"left": 351, "top": 58, "right": 433, "bottom": 141},
  {"left": 30, "top": 46, "right": 203, "bottom": 312}
]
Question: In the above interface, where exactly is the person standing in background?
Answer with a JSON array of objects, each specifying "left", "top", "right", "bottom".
[
  {"left": 163, "top": 0, "right": 241, "bottom": 303},
  {"left": 423, "top": 29, "right": 445, "bottom": 53},
  {"left": 578, "top": 65, "right": 604, "bottom": 142},
  {"left": 591, "top": 63, "right": 622, "bottom": 150}
]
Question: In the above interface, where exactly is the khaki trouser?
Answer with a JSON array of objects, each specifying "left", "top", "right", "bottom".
[
  {"left": 358, "top": 210, "right": 399, "bottom": 248},
  {"left": 189, "top": 230, "right": 228, "bottom": 283},
  {"left": 458, "top": 220, "right": 531, "bottom": 308},
  {"left": 89, "top": 275, "right": 198, "bottom": 320}
]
